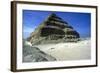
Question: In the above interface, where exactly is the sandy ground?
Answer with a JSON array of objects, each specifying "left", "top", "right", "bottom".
[{"left": 33, "top": 39, "right": 91, "bottom": 61}]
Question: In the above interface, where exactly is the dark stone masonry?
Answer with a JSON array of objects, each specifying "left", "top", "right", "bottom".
[{"left": 27, "top": 13, "right": 80, "bottom": 45}]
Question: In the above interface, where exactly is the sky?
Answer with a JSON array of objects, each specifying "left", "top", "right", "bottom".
[{"left": 23, "top": 10, "right": 91, "bottom": 39}]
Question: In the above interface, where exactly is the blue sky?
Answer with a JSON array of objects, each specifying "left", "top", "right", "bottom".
[{"left": 23, "top": 10, "right": 91, "bottom": 39}]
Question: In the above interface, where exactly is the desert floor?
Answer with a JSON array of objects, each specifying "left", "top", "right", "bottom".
[{"left": 33, "top": 39, "right": 91, "bottom": 61}]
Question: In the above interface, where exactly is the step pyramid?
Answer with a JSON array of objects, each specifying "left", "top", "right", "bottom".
[{"left": 27, "top": 13, "right": 80, "bottom": 45}]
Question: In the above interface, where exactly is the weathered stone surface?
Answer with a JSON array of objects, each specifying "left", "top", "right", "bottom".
[
  {"left": 27, "top": 13, "right": 80, "bottom": 45},
  {"left": 23, "top": 40, "right": 56, "bottom": 62}
]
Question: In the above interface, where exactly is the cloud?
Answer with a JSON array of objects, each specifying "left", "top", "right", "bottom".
[
  {"left": 23, "top": 26, "right": 35, "bottom": 38},
  {"left": 23, "top": 25, "right": 36, "bottom": 33}
]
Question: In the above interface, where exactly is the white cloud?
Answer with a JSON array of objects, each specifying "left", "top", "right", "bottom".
[
  {"left": 23, "top": 26, "right": 35, "bottom": 33},
  {"left": 23, "top": 26, "right": 36, "bottom": 38}
]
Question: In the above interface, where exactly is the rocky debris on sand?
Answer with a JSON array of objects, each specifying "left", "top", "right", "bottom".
[{"left": 23, "top": 41, "right": 56, "bottom": 62}]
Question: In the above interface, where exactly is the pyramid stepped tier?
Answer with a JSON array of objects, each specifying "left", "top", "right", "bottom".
[
  {"left": 27, "top": 13, "right": 80, "bottom": 45},
  {"left": 48, "top": 17, "right": 68, "bottom": 25},
  {"left": 48, "top": 13, "right": 62, "bottom": 20},
  {"left": 45, "top": 21, "right": 67, "bottom": 29},
  {"left": 41, "top": 27, "right": 65, "bottom": 37}
]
